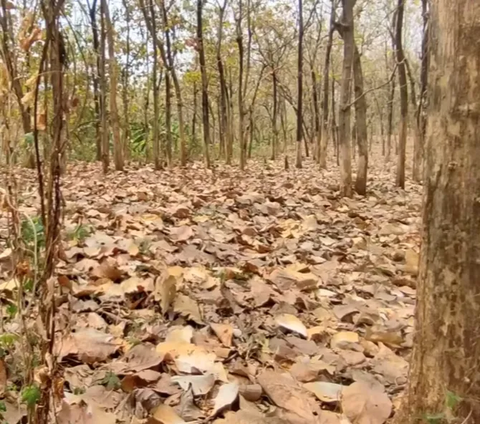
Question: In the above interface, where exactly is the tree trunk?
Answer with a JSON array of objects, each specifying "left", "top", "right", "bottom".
[
  {"left": 353, "top": 43, "right": 368, "bottom": 195},
  {"left": 197, "top": 0, "right": 211, "bottom": 168},
  {"left": 99, "top": 0, "right": 109, "bottom": 173},
  {"left": 393, "top": 0, "right": 480, "bottom": 422},
  {"left": 103, "top": 0, "right": 124, "bottom": 171},
  {"left": 159, "top": 0, "right": 187, "bottom": 166},
  {"left": 337, "top": 0, "right": 354, "bottom": 197},
  {"left": 236, "top": 0, "right": 246, "bottom": 170},
  {"left": 87, "top": 0, "right": 102, "bottom": 161},
  {"left": 121, "top": 0, "right": 130, "bottom": 161},
  {"left": 395, "top": 0, "right": 408, "bottom": 189},
  {"left": 412, "top": 0, "right": 429, "bottom": 182},
  {"left": 216, "top": 0, "right": 229, "bottom": 163},
  {"left": 295, "top": 0, "right": 304, "bottom": 169},
  {"left": 271, "top": 70, "right": 279, "bottom": 161}
]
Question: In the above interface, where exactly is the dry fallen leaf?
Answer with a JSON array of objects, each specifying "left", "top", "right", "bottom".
[
  {"left": 275, "top": 314, "right": 308, "bottom": 338},
  {"left": 174, "top": 294, "right": 203, "bottom": 324},
  {"left": 303, "top": 381, "right": 344, "bottom": 403},
  {"left": 171, "top": 373, "right": 216, "bottom": 396},
  {"left": 212, "top": 382, "right": 239, "bottom": 417},
  {"left": 341, "top": 382, "right": 392, "bottom": 424},
  {"left": 150, "top": 403, "right": 187, "bottom": 424},
  {"left": 211, "top": 323, "right": 234, "bottom": 347},
  {"left": 257, "top": 371, "right": 316, "bottom": 423}
]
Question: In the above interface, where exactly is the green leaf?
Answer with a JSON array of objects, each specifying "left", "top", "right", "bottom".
[
  {"left": 446, "top": 390, "right": 462, "bottom": 410},
  {"left": 100, "top": 372, "right": 121, "bottom": 390},
  {"left": 21, "top": 385, "right": 41, "bottom": 408}
]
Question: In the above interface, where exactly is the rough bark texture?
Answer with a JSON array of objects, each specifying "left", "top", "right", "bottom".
[
  {"left": 197, "top": 0, "right": 211, "bottom": 168},
  {"left": 236, "top": 1, "right": 246, "bottom": 170},
  {"left": 216, "top": 0, "right": 229, "bottom": 163},
  {"left": 319, "top": 0, "right": 335, "bottom": 169},
  {"left": 99, "top": 0, "right": 109, "bottom": 173},
  {"left": 395, "top": 0, "right": 408, "bottom": 189},
  {"left": 103, "top": 0, "right": 124, "bottom": 171},
  {"left": 393, "top": 1, "right": 480, "bottom": 422},
  {"left": 352, "top": 43, "right": 368, "bottom": 195},
  {"left": 337, "top": 0, "right": 354, "bottom": 197},
  {"left": 295, "top": 0, "right": 304, "bottom": 169}
]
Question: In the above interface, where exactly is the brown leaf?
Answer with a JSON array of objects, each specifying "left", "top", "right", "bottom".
[
  {"left": 303, "top": 381, "right": 344, "bottom": 403},
  {"left": 174, "top": 294, "right": 203, "bottom": 324},
  {"left": 150, "top": 403, "right": 186, "bottom": 424},
  {"left": 0, "top": 359, "right": 6, "bottom": 394},
  {"left": 341, "top": 382, "right": 392, "bottom": 424},
  {"left": 57, "top": 329, "right": 119, "bottom": 364},
  {"left": 92, "top": 262, "right": 123, "bottom": 281},
  {"left": 276, "top": 314, "right": 308, "bottom": 338},
  {"left": 171, "top": 373, "right": 215, "bottom": 396},
  {"left": 170, "top": 226, "right": 194, "bottom": 242},
  {"left": 211, "top": 323, "right": 234, "bottom": 347},
  {"left": 57, "top": 399, "right": 117, "bottom": 424},
  {"left": 212, "top": 382, "right": 239, "bottom": 417},
  {"left": 156, "top": 275, "right": 177, "bottom": 314},
  {"left": 257, "top": 371, "right": 316, "bottom": 423}
]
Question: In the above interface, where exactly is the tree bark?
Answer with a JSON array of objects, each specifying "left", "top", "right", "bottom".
[
  {"left": 337, "top": 0, "right": 354, "bottom": 197},
  {"left": 353, "top": 43, "right": 368, "bottom": 195},
  {"left": 236, "top": 0, "right": 246, "bottom": 170},
  {"left": 295, "top": 0, "right": 304, "bottom": 168},
  {"left": 395, "top": 0, "right": 408, "bottom": 189},
  {"left": 121, "top": 0, "right": 130, "bottom": 160},
  {"left": 159, "top": 0, "right": 187, "bottom": 166},
  {"left": 393, "top": 0, "right": 480, "bottom": 422},
  {"left": 197, "top": 0, "right": 211, "bottom": 168},
  {"left": 99, "top": 0, "right": 109, "bottom": 173},
  {"left": 103, "top": 0, "right": 124, "bottom": 171},
  {"left": 87, "top": 0, "right": 101, "bottom": 161}
]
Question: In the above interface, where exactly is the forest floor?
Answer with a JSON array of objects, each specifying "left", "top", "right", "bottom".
[{"left": 0, "top": 155, "right": 422, "bottom": 424}]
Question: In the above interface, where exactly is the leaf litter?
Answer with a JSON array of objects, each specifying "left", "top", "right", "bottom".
[{"left": 0, "top": 160, "right": 422, "bottom": 423}]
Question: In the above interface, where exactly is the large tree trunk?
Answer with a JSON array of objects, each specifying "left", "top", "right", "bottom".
[
  {"left": 337, "top": 0, "right": 354, "bottom": 197},
  {"left": 295, "top": 0, "right": 304, "bottom": 169},
  {"left": 393, "top": 0, "right": 480, "bottom": 422},
  {"left": 353, "top": 43, "right": 368, "bottom": 195},
  {"left": 103, "top": 0, "right": 124, "bottom": 171},
  {"left": 197, "top": 0, "right": 211, "bottom": 168},
  {"left": 395, "top": 0, "right": 408, "bottom": 188}
]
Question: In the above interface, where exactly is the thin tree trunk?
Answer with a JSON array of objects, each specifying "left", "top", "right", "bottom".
[
  {"left": 337, "top": 0, "right": 354, "bottom": 197},
  {"left": 395, "top": 0, "right": 408, "bottom": 188},
  {"left": 216, "top": 0, "right": 229, "bottom": 163},
  {"left": 295, "top": 0, "right": 304, "bottom": 168},
  {"left": 87, "top": 0, "right": 101, "bottom": 161},
  {"left": 271, "top": 70, "right": 279, "bottom": 160},
  {"left": 159, "top": 0, "right": 187, "bottom": 166},
  {"left": 197, "top": 0, "right": 211, "bottom": 168},
  {"left": 121, "top": 0, "right": 130, "bottom": 160},
  {"left": 393, "top": 0, "right": 480, "bottom": 422},
  {"left": 103, "top": 0, "right": 124, "bottom": 171},
  {"left": 99, "top": 0, "right": 108, "bottom": 173},
  {"left": 353, "top": 43, "right": 368, "bottom": 195},
  {"left": 236, "top": 0, "right": 246, "bottom": 170}
]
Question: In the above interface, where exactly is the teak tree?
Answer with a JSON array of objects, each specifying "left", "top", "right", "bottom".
[
  {"left": 393, "top": 0, "right": 480, "bottom": 422},
  {"left": 337, "top": 0, "right": 354, "bottom": 197}
]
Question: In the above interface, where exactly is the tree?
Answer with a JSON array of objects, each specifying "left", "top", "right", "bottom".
[
  {"left": 337, "top": 0, "right": 354, "bottom": 197},
  {"left": 197, "top": 0, "right": 211, "bottom": 168},
  {"left": 236, "top": 0, "right": 246, "bottom": 170},
  {"left": 103, "top": 0, "right": 124, "bottom": 171},
  {"left": 352, "top": 43, "right": 368, "bottom": 195},
  {"left": 295, "top": 0, "right": 304, "bottom": 169},
  {"left": 393, "top": 0, "right": 480, "bottom": 422},
  {"left": 319, "top": 0, "right": 335, "bottom": 169},
  {"left": 99, "top": 0, "right": 109, "bottom": 173},
  {"left": 394, "top": 0, "right": 407, "bottom": 188}
]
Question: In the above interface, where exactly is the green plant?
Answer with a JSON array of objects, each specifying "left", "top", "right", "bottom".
[
  {"left": 100, "top": 372, "right": 121, "bottom": 390},
  {"left": 6, "top": 304, "right": 17, "bottom": 319},
  {"left": 0, "top": 400, "right": 6, "bottom": 423},
  {"left": 21, "top": 384, "right": 41, "bottom": 408},
  {"left": 20, "top": 216, "right": 45, "bottom": 252},
  {"left": 68, "top": 223, "right": 92, "bottom": 243},
  {"left": 423, "top": 390, "right": 463, "bottom": 423}
]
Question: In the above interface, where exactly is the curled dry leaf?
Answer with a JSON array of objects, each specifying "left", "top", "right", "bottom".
[
  {"left": 212, "top": 382, "right": 239, "bottom": 417},
  {"left": 175, "top": 351, "right": 227, "bottom": 382},
  {"left": 275, "top": 314, "right": 308, "bottom": 338},
  {"left": 330, "top": 331, "right": 359, "bottom": 349},
  {"left": 156, "top": 275, "right": 177, "bottom": 314},
  {"left": 341, "top": 382, "right": 392, "bottom": 424}
]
